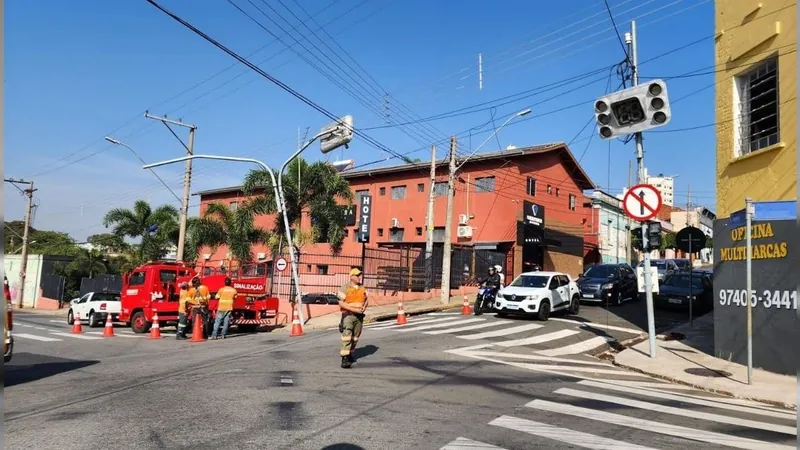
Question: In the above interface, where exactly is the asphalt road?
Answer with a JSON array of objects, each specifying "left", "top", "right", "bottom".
[{"left": 4, "top": 307, "right": 795, "bottom": 450}]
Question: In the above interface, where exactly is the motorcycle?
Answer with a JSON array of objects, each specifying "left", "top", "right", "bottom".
[{"left": 474, "top": 285, "right": 498, "bottom": 316}]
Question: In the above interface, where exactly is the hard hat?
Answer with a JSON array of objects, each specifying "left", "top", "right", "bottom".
[
  {"left": 494, "top": 265, "right": 503, "bottom": 273},
  {"left": 349, "top": 268, "right": 362, "bottom": 276}
]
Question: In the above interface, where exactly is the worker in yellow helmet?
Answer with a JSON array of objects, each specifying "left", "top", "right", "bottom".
[
  {"left": 337, "top": 268, "right": 368, "bottom": 369},
  {"left": 211, "top": 277, "right": 237, "bottom": 340},
  {"left": 190, "top": 277, "right": 211, "bottom": 338}
]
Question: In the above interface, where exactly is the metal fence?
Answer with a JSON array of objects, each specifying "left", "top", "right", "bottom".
[
  {"left": 79, "top": 275, "right": 122, "bottom": 295},
  {"left": 40, "top": 274, "right": 66, "bottom": 302}
]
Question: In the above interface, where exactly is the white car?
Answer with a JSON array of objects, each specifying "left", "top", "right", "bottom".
[
  {"left": 67, "top": 292, "right": 121, "bottom": 327},
  {"left": 493, "top": 271, "right": 581, "bottom": 320}
]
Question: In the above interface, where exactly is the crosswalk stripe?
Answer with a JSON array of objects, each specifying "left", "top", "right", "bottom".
[
  {"left": 85, "top": 331, "right": 141, "bottom": 338},
  {"left": 458, "top": 323, "right": 542, "bottom": 340},
  {"left": 430, "top": 311, "right": 462, "bottom": 316},
  {"left": 375, "top": 317, "right": 465, "bottom": 330},
  {"left": 489, "top": 415, "right": 657, "bottom": 449},
  {"left": 424, "top": 321, "right": 507, "bottom": 335},
  {"left": 494, "top": 329, "right": 580, "bottom": 348},
  {"left": 525, "top": 399, "right": 793, "bottom": 450},
  {"left": 550, "top": 318, "right": 643, "bottom": 335},
  {"left": 465, "top": 350, "right": 616, "bottom": 367},
  {"left": 49, "top": 332, "right": 103, "bottom": 340},
  {"left": 397, "top": 318, "right": 486, "bottom": 332},
  {"left": 14, "top": 333, "right": 63, "bottom": 342},
  {"left": 49, "top": 319, "right": 67, "bottom": 324},
  {"left": 440, "top": 437, "right": 507, "bottom": 449},
  {"left": 556, "top": 387, "right": 796, "bottom": 435},
  {"left": 576, "top": 380, "right": 796, "bottom": 421},
  {"left": 367, "top": 317, "right": 451, "bottom": 329},
  {"left": 536, "top": 335, "right": 614, "bottom": 356}
]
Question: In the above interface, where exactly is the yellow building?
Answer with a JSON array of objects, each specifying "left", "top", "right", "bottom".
[{"left": 715, "top": 0, "right": 797, "bottom": 218}]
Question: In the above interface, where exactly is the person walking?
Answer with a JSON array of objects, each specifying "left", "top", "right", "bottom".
[
  {"left": 211, "top": 277, "right": 237, "bottom": 340},
  {"left": 337, "top": 268, "right": 368, "bottom": 369},
  {"left": 176, "top": 282, "right": 191, "bottom": 340}
]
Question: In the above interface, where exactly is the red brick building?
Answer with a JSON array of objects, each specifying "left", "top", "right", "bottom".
[{"left": 195, "top": 142, "right": 595, "bottom": 284}]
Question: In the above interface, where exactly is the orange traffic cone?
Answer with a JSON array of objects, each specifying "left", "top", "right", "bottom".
[
  {"left": 71, "top": 314, "right": 83, "bottom": 334},
  {"left": 396, "top": 302, "right": 408, "bottom": 325},
  {"left": 290, "top": 304, "right": 304, "bottom": 337},
  {"left": 461, "top": 294, "right": 472, "bottom": 315},
  {"left": 188, "top": 312, "right": 206, "bottom": 343},
  {"left": 148, "top": 311, "right": 162, "bottom": 339},
  {"left": 102, "top": 313, "right": 115, "bottom": 337}
]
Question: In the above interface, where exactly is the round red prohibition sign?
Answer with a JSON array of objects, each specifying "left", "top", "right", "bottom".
[
  {"left": 622, "top": 184, "right": 663, "bottom": 222},
  {"left": 275, "top": 257, "right": 288, "bottom": 272}
]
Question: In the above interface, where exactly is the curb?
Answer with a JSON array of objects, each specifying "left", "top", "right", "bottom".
[
  {"left": 609, "top": 359, "right": 796, "bottom": 410},
  {"left": 14, "top": 309, "right": 67, "bottom": 317}
]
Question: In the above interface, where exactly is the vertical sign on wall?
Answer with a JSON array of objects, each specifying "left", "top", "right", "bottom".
[{"left": 358, "top": 195, "right": 372, "bottom": 243}]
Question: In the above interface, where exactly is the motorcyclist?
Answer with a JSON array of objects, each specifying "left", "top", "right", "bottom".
[
  {"left": 475, "top": 267, "right": 501, "bottom": 315},
  {"left": 482, "top": 266, "right": 501, "bottom": 289}
]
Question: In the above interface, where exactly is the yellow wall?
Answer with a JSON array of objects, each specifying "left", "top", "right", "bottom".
[{"left": 715, "top": 0, "right": 797, "bottom": 218}]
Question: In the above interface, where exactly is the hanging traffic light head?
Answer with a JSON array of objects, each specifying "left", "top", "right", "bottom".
[{"left": 594, "top": 79, "right": 672, "bottom": 140}]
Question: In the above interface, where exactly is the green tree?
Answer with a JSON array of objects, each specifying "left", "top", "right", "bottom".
[
  {"left": 705, "top": 236, "right": 713, "bottom": 249},
  {"left": 660, "top": 232, "right": 677, "bottom": 251},
  {"left": 53, "top": 248, "right": 110, "bottom": 299},
  {"left": 191, "top": 202, "right": 271, "bottom": 263},
  {"left": 87, "top": 233, "right": 130, "bottom": 253},
  {"left": 242, "top": 157, "right": 354, "bottom": 254},
  {"left": 102, "top": 200, "right": 179, "bottom": 261}
]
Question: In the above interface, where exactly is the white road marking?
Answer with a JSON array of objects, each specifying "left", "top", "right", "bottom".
[
  {"left": 396, "top": 318, "right": 486, "bottom": 332},
  {"left": 525, "top": 399, "right": 793, "bottom": 450},
  {"left": 17, "top": 324, "right": 51, "bottom": 331},
  {"left": 550, "top": 317, "right": 643, "bottom": 334},
  {"left": 367, "top": 317, "right": 454, "bottom": 329},
  {"left": 457, "top": 323, "right": 543, "bottom": 340},
  {"left": 49, "top": 319, "right": 68, "bottom": 324},
  {"left": 430, "top": 311, "right": 463, "bottom": 316},
  {"left": 424, "top": 321, "right": 507, "bottom": 335},
  {"left": 536, "top": 336, "right": 615, "bottom": 356},
  {"left": 85, "top": 331, "right": 141, "bottom": 338},
  {"left": 48, "top": 332, "right": 103, "bottom": 340},
  {"left": 576, "top": 380, "right": 797, "bottom": 421},
  {"left": 14, "top": 333, "right": 62, "bottom": 342},
  {"left": 374, "top": 317, "right": 466, "bottom": 330},
  {"left": 465, "top": 350, "right": 616, "bottom": 367},
  {"left": 556, "top": 387, "right": 796, "bottom": 435},
  {"left": 494, "top": 329, "right": 581, "bottom": 348},
  {"left": 489, "top": 415, "right": 657, "bottom": 449},
  {"left": 440, "top": 437, "right": 507, "bottom": 449}
]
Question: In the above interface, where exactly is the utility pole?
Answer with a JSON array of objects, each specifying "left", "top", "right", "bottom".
[
  {"left": 440, "top": 137, "right": 457, "bottom": 304},
  {"left": 629, "top": 21, "right": 657, "bottom": 358},
  {"left": 5, "top": 179, "right": 36, "bottom": 308},
  {"left": 144, "top": 113, "right": 196, "bottom": 262},
  {"left": 627, "top": 160, "right": 633, "bottom": 264},
  {"left": 424, "top": 145, "right": 437, "bottom": 291}
]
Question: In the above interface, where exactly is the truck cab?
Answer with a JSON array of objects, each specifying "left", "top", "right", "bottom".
[{"left": 119, "top": 261, "right": 193, "bottom": 333}]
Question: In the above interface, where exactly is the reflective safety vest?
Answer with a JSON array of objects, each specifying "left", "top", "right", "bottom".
[
  {"left": 188, "top": 285, "right": 210, "bottom": 307},
  {"left": 339, "top": 283, "right": 366, "bottom": 312},
  {"left": 178, "top": 289, "right": 190, "bottom": 314},
  {"left": 216, "top": 286, "right": 237, "bottom": 312}
]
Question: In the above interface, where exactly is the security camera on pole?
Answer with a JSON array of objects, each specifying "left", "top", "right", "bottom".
[{"left": 594, "top": 21, "right": 672, "bottom": 358}]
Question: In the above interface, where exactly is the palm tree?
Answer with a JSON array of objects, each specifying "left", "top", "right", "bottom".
[
  {"left": 103, "top": 200, "right": 179, "bottom": 261},
  {"left": 192, "top": 202, "right": 271, "bottom": 264},
  {"left": 242, "top": 157, "right": 354, "bottom": 254}
]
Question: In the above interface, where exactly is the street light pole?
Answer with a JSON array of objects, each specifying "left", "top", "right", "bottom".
[{"left": 105, "top": 137, "right": 182, "bottom": 203}]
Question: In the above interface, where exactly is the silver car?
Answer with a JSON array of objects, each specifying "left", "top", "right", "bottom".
[{"left": 642, "top": 259, "right": 679, "bottom": 281}]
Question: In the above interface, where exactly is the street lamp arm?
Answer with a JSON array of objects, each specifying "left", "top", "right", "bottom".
[
  {"left": 107, "top": 137, "right": 183, "bottom": 204},
  {"left": 455, "top": 108, "right": 531, "bottom": 172}
]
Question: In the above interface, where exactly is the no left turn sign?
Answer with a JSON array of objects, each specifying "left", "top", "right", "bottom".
[
  {"left": 276, "top": 257, "right": 288, "bottom": 272},
  {"left": 622, "top": 184, "right": 663, "bottom": 222}
]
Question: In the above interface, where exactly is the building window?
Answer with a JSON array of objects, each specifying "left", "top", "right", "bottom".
[
  {"left": 734, "top": 57, "right": 779, "bottom": 157},
  {"left": 417, "top": 183, "right": 425, "bottom": 192},
  {"left": 415, "top": 227, "right": 423, "bottom": 236},
  {"left": 379, "top": 187, "right": 386, "bottom": 196},
  {"left": 343, "top": 229, "right": 349, "bottom": 237},
  {"left": 378, "top": 228, "right": 384, "bottom": 237},
  {"left": 433, "top": 181, "right": 448, "bottom": 197},
  {"left": 432, "top": 227, "right": 446, "bottom": 242},
  {"left": 317, "top": 265, "right": 329, "bottom": 275},
  {"left": 229, "top": 201, "right": 238, "bottom": 211},
  {"left": 555, "top": 188, "right": 560, "bottom": 197},
  {"left": 390, "top": 228, "right": 405, "bottom": 242},
  {"left": 352, "top": 228, "right": 359, "bottom": 242},
  {"left": 526, "top": 177, "right": 536, "bottom": 196},
  {"left": 475, "top": 176, "right": 495, "bottom": 193},
  {"left": 354, "top": 189, "right": 369, "bottom": 202},
  {"left": 547, "top": 184, "right": 553, "bottom": 194},
  {"left": 569, "top": 194, "right": 577, "bottom": 211},
  {"left": 391, "top": 185, "right": 407, "bottom": 200}
]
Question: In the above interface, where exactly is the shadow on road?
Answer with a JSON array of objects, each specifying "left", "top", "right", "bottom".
[
  {"left": 320, "top": 444, "right": 366, "bottom": 450},
  {"left": 4, "top": 353, "right": 99, "bottom": 387},
  {"left": 354, "top": 344, "right": 379, "bottom": 361}
]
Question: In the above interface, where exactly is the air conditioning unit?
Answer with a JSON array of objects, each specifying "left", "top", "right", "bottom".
[
  {"left": 203, "top": 254, "right": 211, "bottom": 261},
  {"left": 457, "top": 226, "right": 473, "bottom": 238},
  {"left": 458, "top": 214, "right": 468, "bottom": 225},
  {"left": 391, "top": 218, "right": 400, "bottom": 228},
  {"left": 257, "top": 253, "right": 266, "bottom": 260}
]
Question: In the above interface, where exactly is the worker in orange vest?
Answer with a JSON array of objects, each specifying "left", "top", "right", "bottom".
[
  {"left": 337, "top": 268, "right": 368, "bottom": 368},
  {"left": 211, "top": 277, "right": 237, "bottom": 340},
  {"left": 190, "top": 277, "right": 211, "bottom": 338}
]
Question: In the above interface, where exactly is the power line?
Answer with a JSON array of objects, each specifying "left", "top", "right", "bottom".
[{"left": 603, "top": 0, "right": 630, "bottom": 60}]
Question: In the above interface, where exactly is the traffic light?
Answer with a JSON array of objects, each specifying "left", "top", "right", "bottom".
[
  {"left": 631, "top": 221, "right": 662, "bottom": 250},
  {"left": 594, "top": 79, "right": 671, "bottom": 140}
]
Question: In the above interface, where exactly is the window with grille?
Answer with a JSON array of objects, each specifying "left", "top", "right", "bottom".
[
  {"left": 547, "top": 184, "right": 553, "bottom": 194},
  {"left": 317, "top": 265, "right": 329, "bottom": 275},
  {"left": 391, "top": 185, "right": 407, "bottom": 200},
  {"left": 415, "top": 227, "right": 423, "bottom": 236},
  {"left": 229, "top": 201, "right": 238, "bottom": 211},
  {"left": 379, "top": 187, "right": 386, "bottom": 196},
  {"left": 390, "top": 228, "right": 405, "bottom": 242},
  {"left": 734, "top": 57, "right": 779, "bottom": 157},
  {"left": 433, "top": 181, "right": 448, "bottom": 197},
  {"left": 475, "top": 176, "right": 495, "bottom": 193},
  {"left": 417, "top": 183, "right": 425, "bottom": 192},
  {"left": 432, "top": 227, "right": 446, "bottom": 242},
  {"left": 569, "top": 194, "right": 577, "bottom": 211},
  {"left": 526, "top": 177, "right": 536, "bottom": 196},
  {"left": 354, "top": 189, "right": 369, "bottom": 202}
]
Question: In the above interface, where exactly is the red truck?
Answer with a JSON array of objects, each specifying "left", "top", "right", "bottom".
[{"left": 118, "top": 261, "right": 280, "bottom": 334}]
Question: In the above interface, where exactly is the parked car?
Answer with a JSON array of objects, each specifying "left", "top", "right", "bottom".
[
  {"left": 669, "top": 258, "right": 692, "bottom": 272},
  {"left": 301, "top": 292, "right": 340, "bottom": 305},
  {"left": 493, "top": 271, "right": 580, "bottom": 321},
  {"left": 67, "top": 291, "right": 121, "bottom": 327},
  {"left": 654, "top": 271, "right": 713, "bottom": 311},
  {"left": 577, "top": 263, "right": 638, "bottom": 306},
  {"left": 642, "top": 259, "right": 679, "bottom": 282}
]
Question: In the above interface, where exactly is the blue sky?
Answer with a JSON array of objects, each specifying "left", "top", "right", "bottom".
[{"left": 5, "top": 0, "right": 717, "bottom": 240}]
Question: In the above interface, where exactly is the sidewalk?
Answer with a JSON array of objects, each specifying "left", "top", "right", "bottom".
[
  {"left": 279, "top": 293, "right": 475, "bottom": 333},
  {"left": 614, "top": 313, "right": 797, "bottom": 409},
  {"left": 13, "top": 307, "right": 67, "bottom": 317}
]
